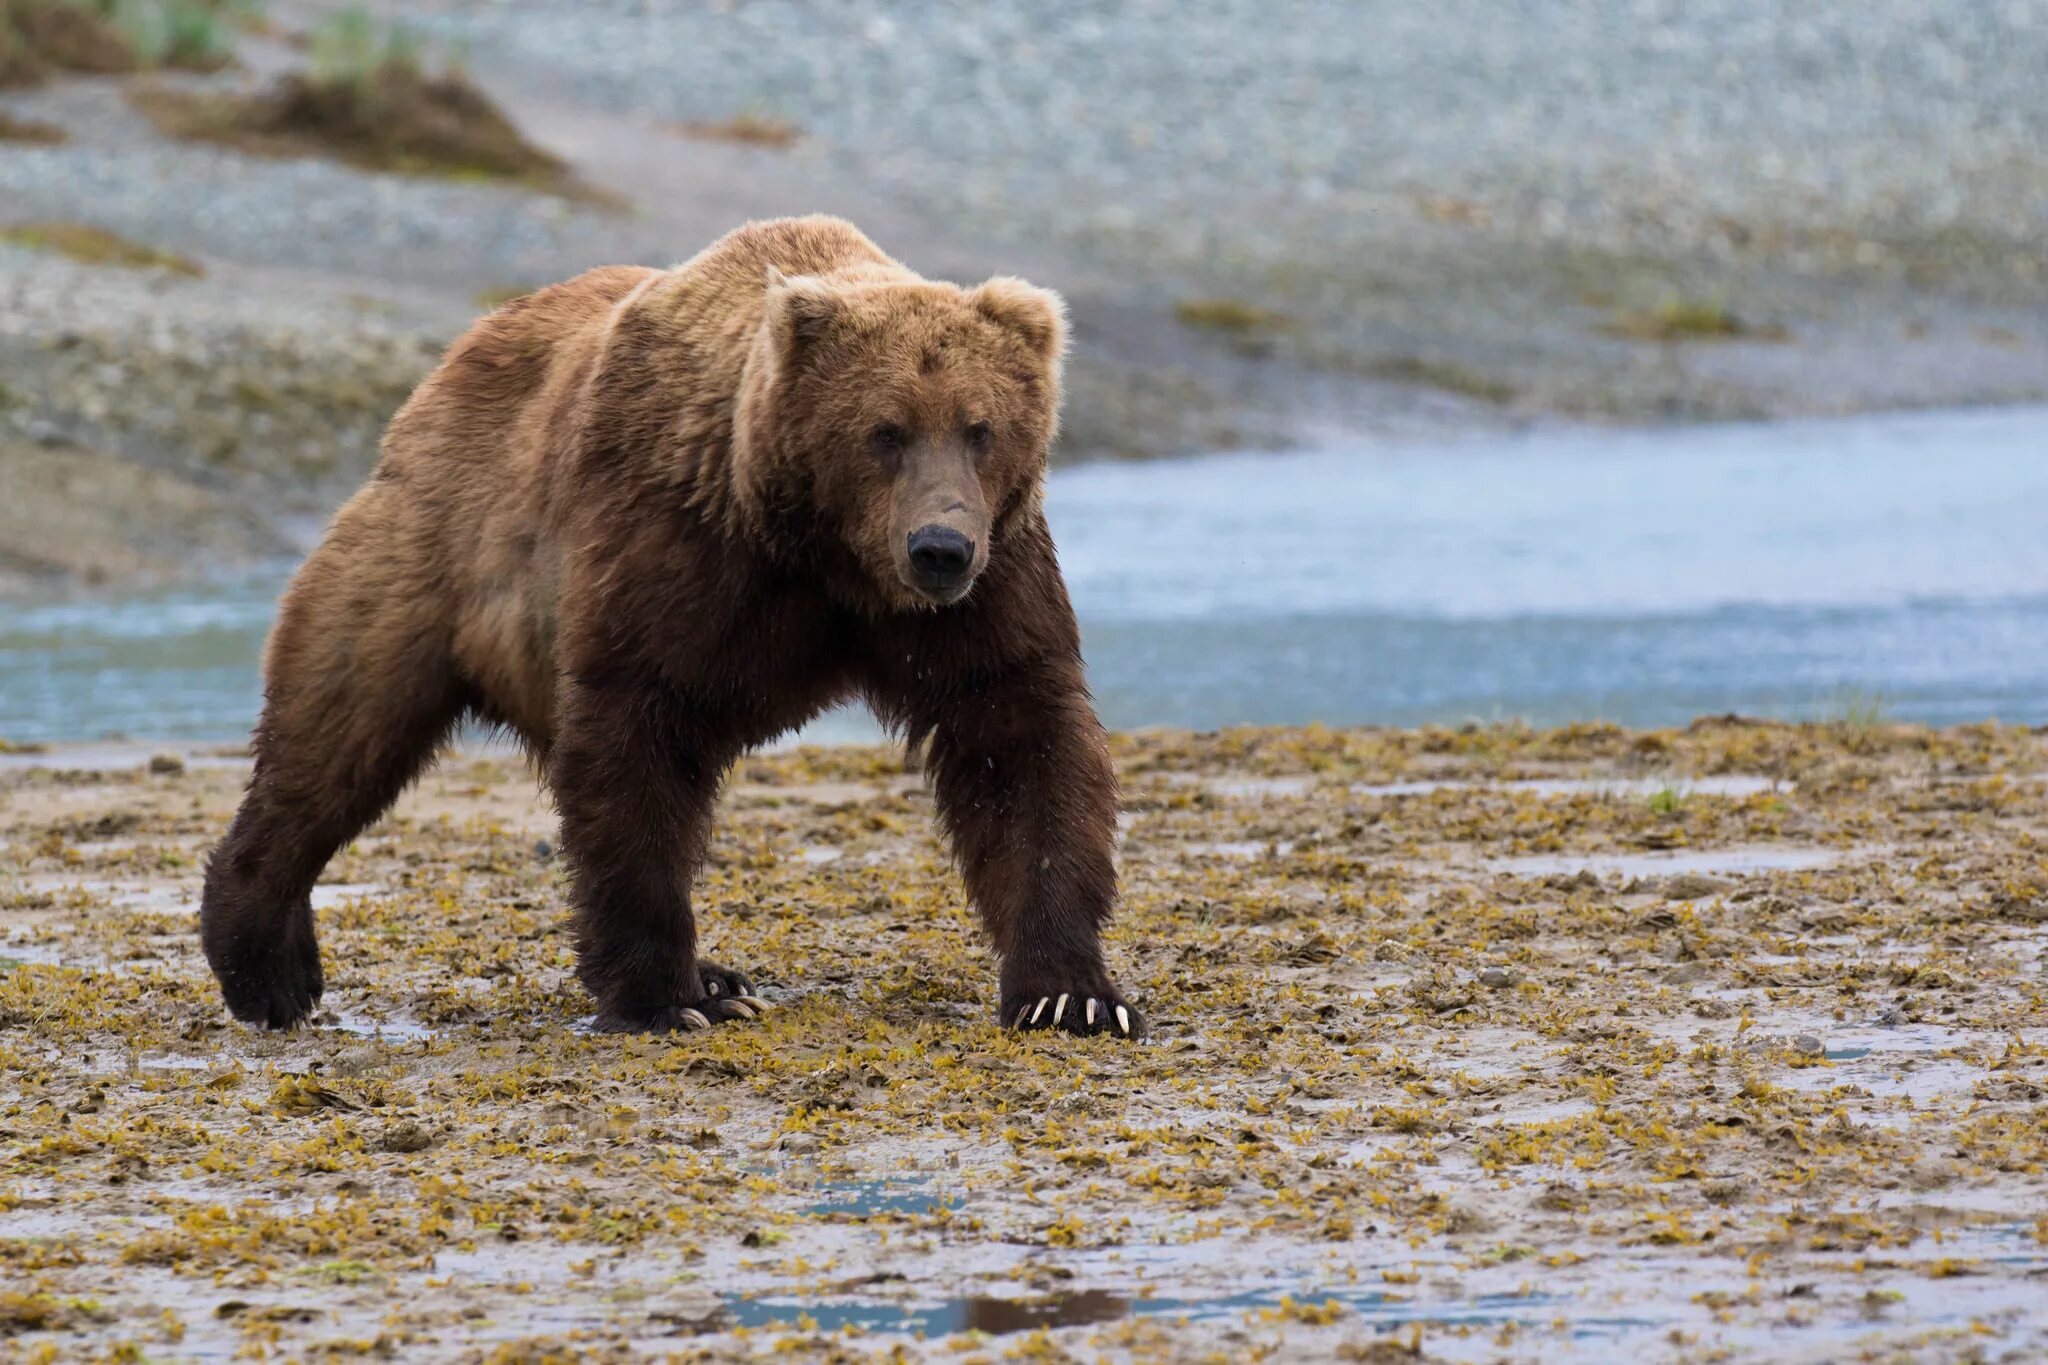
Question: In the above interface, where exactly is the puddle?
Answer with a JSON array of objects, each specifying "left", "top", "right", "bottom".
[
  {"left": 714, "top": 1285, "right": 1587, "bottom": 1338},
  {"left": 715, "top": 1287, "right": 1132, "bottom": 1336},
  {"left": 1357, "top": 775, "right": 1782, "bottom": 800},
  {"left": 309, "top": 883, "right": 384, "bottom": 909},
  {"left": 1183, "top": 839, "right": 1297, "bottom": 859},
  {"left": 1486, "top": 846, "right": 1852, "bottom": 877},
  {"left": 801, "top": 1180, "right": 961, "bottom": 1219},
  {"left": 0, "top": 744, "right": 252, "bottom": 773},
  {"left": 326, "top": 1011, "right": 441, "bottom": 1043},
  {"left": 1160, "top": 774, "right": 1318, "bottom": 799},
  {"left": 11, "top": 874, "right": 196, "bottom": 914}
]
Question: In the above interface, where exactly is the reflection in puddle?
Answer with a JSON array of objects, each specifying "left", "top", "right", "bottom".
[{"left": 1825, "top": 1046, "right": 1872, "bottom": 1061}]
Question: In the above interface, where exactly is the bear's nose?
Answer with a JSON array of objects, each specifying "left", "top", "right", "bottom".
[{"left": 907, "top": 525, "right": 974, "bottom": 582}]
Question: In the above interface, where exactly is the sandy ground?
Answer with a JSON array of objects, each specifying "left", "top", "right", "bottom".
[{"left": 2, "top": 721, "right": 2046, "bottom": 1362}]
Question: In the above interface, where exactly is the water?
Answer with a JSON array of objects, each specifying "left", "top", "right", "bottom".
[{"left": 3, "top": 405, "right": 2045, "bottom": 742}]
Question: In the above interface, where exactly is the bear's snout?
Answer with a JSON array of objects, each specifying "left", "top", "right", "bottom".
[{"left": 906, "top": 524, "right": 977, "bottom": 600}]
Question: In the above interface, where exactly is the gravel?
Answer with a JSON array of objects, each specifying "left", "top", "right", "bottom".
[{"left": 401, "top": 0, "right": 2048, "bottom": 279}]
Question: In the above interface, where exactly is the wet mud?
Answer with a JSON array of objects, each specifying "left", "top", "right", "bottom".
[{"left": 2, "top": 720, "right": 2045, "bottom": 1361}]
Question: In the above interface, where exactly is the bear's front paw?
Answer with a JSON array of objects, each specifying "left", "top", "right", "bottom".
[
  {"left": 1002, "top": 983, "right": 1143, "bottom": 1039},
  {"left": 594, "top": 960, "right": 770, "bottom": 1034},
  {"left": 206, "top": 901, "right": 324, "bottom": 1030}
]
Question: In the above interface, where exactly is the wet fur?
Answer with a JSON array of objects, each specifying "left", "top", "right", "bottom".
[{"left": 198, "top": 216, "right": 1135, "bottom": 1036}]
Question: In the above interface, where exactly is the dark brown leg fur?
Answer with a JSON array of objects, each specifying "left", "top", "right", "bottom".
[
  {"left": 906, "top": 654, "right": 1141, "bottom": 1037},
  {"left": 200, "top": 514, "right": 467, "bottom": 1028},
  {"left": 548, "top": 675, "right": 762, "bottom": 1031}
]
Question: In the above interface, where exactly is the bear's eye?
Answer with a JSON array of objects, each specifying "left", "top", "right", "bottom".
[
  {"left": 964, "top": 420, "right": 993, "bottom": 455},
  {"left": 868, "top": 423, "right": 909, "bottom": 463}
]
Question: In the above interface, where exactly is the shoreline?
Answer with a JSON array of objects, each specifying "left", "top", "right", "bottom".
[{"left": 5, "top": 1, "right": 2048, "bottom": 596}]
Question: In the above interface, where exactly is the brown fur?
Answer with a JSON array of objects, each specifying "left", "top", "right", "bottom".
[{"left": 199, "top": 216, "right": 1138, "bottom": 1037}]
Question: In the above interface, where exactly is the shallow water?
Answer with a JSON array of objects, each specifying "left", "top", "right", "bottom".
[{"left": 3, "top": 405, "right": 2045, "bottom": 742}]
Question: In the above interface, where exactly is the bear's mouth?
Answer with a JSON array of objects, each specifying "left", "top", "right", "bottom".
[{"left": 906, "top": 572, "right": 977, "bottom": 607}]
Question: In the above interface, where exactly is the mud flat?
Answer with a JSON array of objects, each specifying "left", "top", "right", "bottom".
[{"left": 2, "top": 719, "right": 2046, "bottom": 1361}]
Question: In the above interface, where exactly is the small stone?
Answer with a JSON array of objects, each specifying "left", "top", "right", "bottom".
[
  {"left": 779, "top": 1132, "right": 820, "bottom": 1154},
  {"left": 1791, "top": 1033, "right": 1824, "bottom": 1056},
  {"left": 378, "top": 1120, "right": 434, "bottom": 1153},
  {"left": 147, "top": 752, "right": 185, "bottom": 775},
  {"left": 1479, "top": 967, "right": 1515, "bottom": 989}
]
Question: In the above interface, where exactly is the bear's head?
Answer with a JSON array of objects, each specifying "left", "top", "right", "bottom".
[{"left": 737, "top": 265, "right": 1066, "bottom": 611}]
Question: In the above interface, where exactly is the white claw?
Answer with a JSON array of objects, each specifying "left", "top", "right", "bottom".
[
  {"left": 1086, "top": 998, "right": 1099, "bottom": 1027},
  {"left": 1115, "top": 1005, "right": 1131, "bottom": 1036},
  {"left": 736, "top": 995, "right": 769, "bottom": 1012},
  {"left": 1029, "top": 998, "right": 1048, "bottom": 1025},
  {"left": 725, "top": 999, "right": 758, "bottom": 1020},
  {"left": 1014, "top": 1005, "right": 1032, "bottom": 1029},
  {"left": 678, "top": 1008, "right": 712, "bottom": 1031},
  {"left": 704, "top": 979, "right": 724, "bottom": 997},
  {"left": 1053, "top": 994, "right": 1070, "bottom": 1026}
]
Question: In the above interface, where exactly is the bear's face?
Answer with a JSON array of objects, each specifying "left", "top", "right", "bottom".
[{"left": 745, "top": 269, "right": 1066, "bottom": 611}]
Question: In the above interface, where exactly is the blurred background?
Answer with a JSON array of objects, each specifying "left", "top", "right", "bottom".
[{"left": 2, "top": 0, "right": 2044, "bottom": 744}]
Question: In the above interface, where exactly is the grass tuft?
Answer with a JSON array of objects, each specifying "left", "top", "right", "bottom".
[
  {"left": 1604, "top": 297, "right": 1788, "bottom": 343},
  {"left": 1, "top": 0, "right": 249, "bottom": 87},
  {"left": 672, "top": 111, "right": 799, "bottom": 149},
  {"left": 0, "top": 107, "right": 66, "bottom": 140},
  {"left": 131, "top": 8, "right": 600, "bottom": 201},
  {"left": 0, "top": 219, "right": 202, "bottom": 274},
  {"left": 1368, "top": 354, "right": 1517, "bottom": 404},
  {"left": 1175, "top": 297, "right": 1294, "bottom": 333}
]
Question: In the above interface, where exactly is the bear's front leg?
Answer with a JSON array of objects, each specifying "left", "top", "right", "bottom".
[
  {"left": 550, "top": 677, "right": 767, "bottom": 1033},
  {"left": 915, "top": 653, "right": 1143, "bottom": 1039}
]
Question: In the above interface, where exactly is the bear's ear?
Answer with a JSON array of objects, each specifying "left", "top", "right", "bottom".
[
  {"left": 763, "top": 265, "right": 840, "bottom": 356},
  {"left": 971, "top": 276, "right": 1068, "bottom": 361}
]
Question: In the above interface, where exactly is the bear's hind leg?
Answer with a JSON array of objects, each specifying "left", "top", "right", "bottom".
[{"left": 201, "top": 536, "right": 468, "bottom": 1028}]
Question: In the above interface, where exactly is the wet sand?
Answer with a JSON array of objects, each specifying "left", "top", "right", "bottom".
[{"left": 2, "top": 721, "right": 2046, "bottom": 1361}]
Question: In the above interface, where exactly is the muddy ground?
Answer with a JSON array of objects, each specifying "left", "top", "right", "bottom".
[{"left": 2, "top": 721, "right": 2045, "bottom": 1361}]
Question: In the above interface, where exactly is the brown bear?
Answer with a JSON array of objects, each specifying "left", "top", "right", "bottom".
[{"left": 199, "top": 215, "right": 1140, "bottom": 1040}]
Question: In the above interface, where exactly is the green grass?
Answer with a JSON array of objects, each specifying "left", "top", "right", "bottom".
[
  {"left": 1647, "top": 783, "right": 1688, "bottom": 817},
  {"left": 1822, "top": 688, "right": 1891, "bottom": 731},
  {"left": 307, "top": 4, "right": 420, "bottom": 93}
]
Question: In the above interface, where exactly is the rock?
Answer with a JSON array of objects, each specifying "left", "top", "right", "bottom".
[
  {"left": 779, "top": 1131, "right": 820, "bottom": 1154},
  {"left": 378, "top": 1119, "right": 435, "bottom": 1153},
  {"left": 1791, "top": 1033, "right": 1824, "bottom": 1056},
  {"left": 1661, "top": 873, "right": 1733, "bottom": 901},
  {"left": 1479, "top": 967, "right": 1515, "bottom": 989},
  {"left": 147, "top": 752, "right": 185, "bottom": 775}
]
